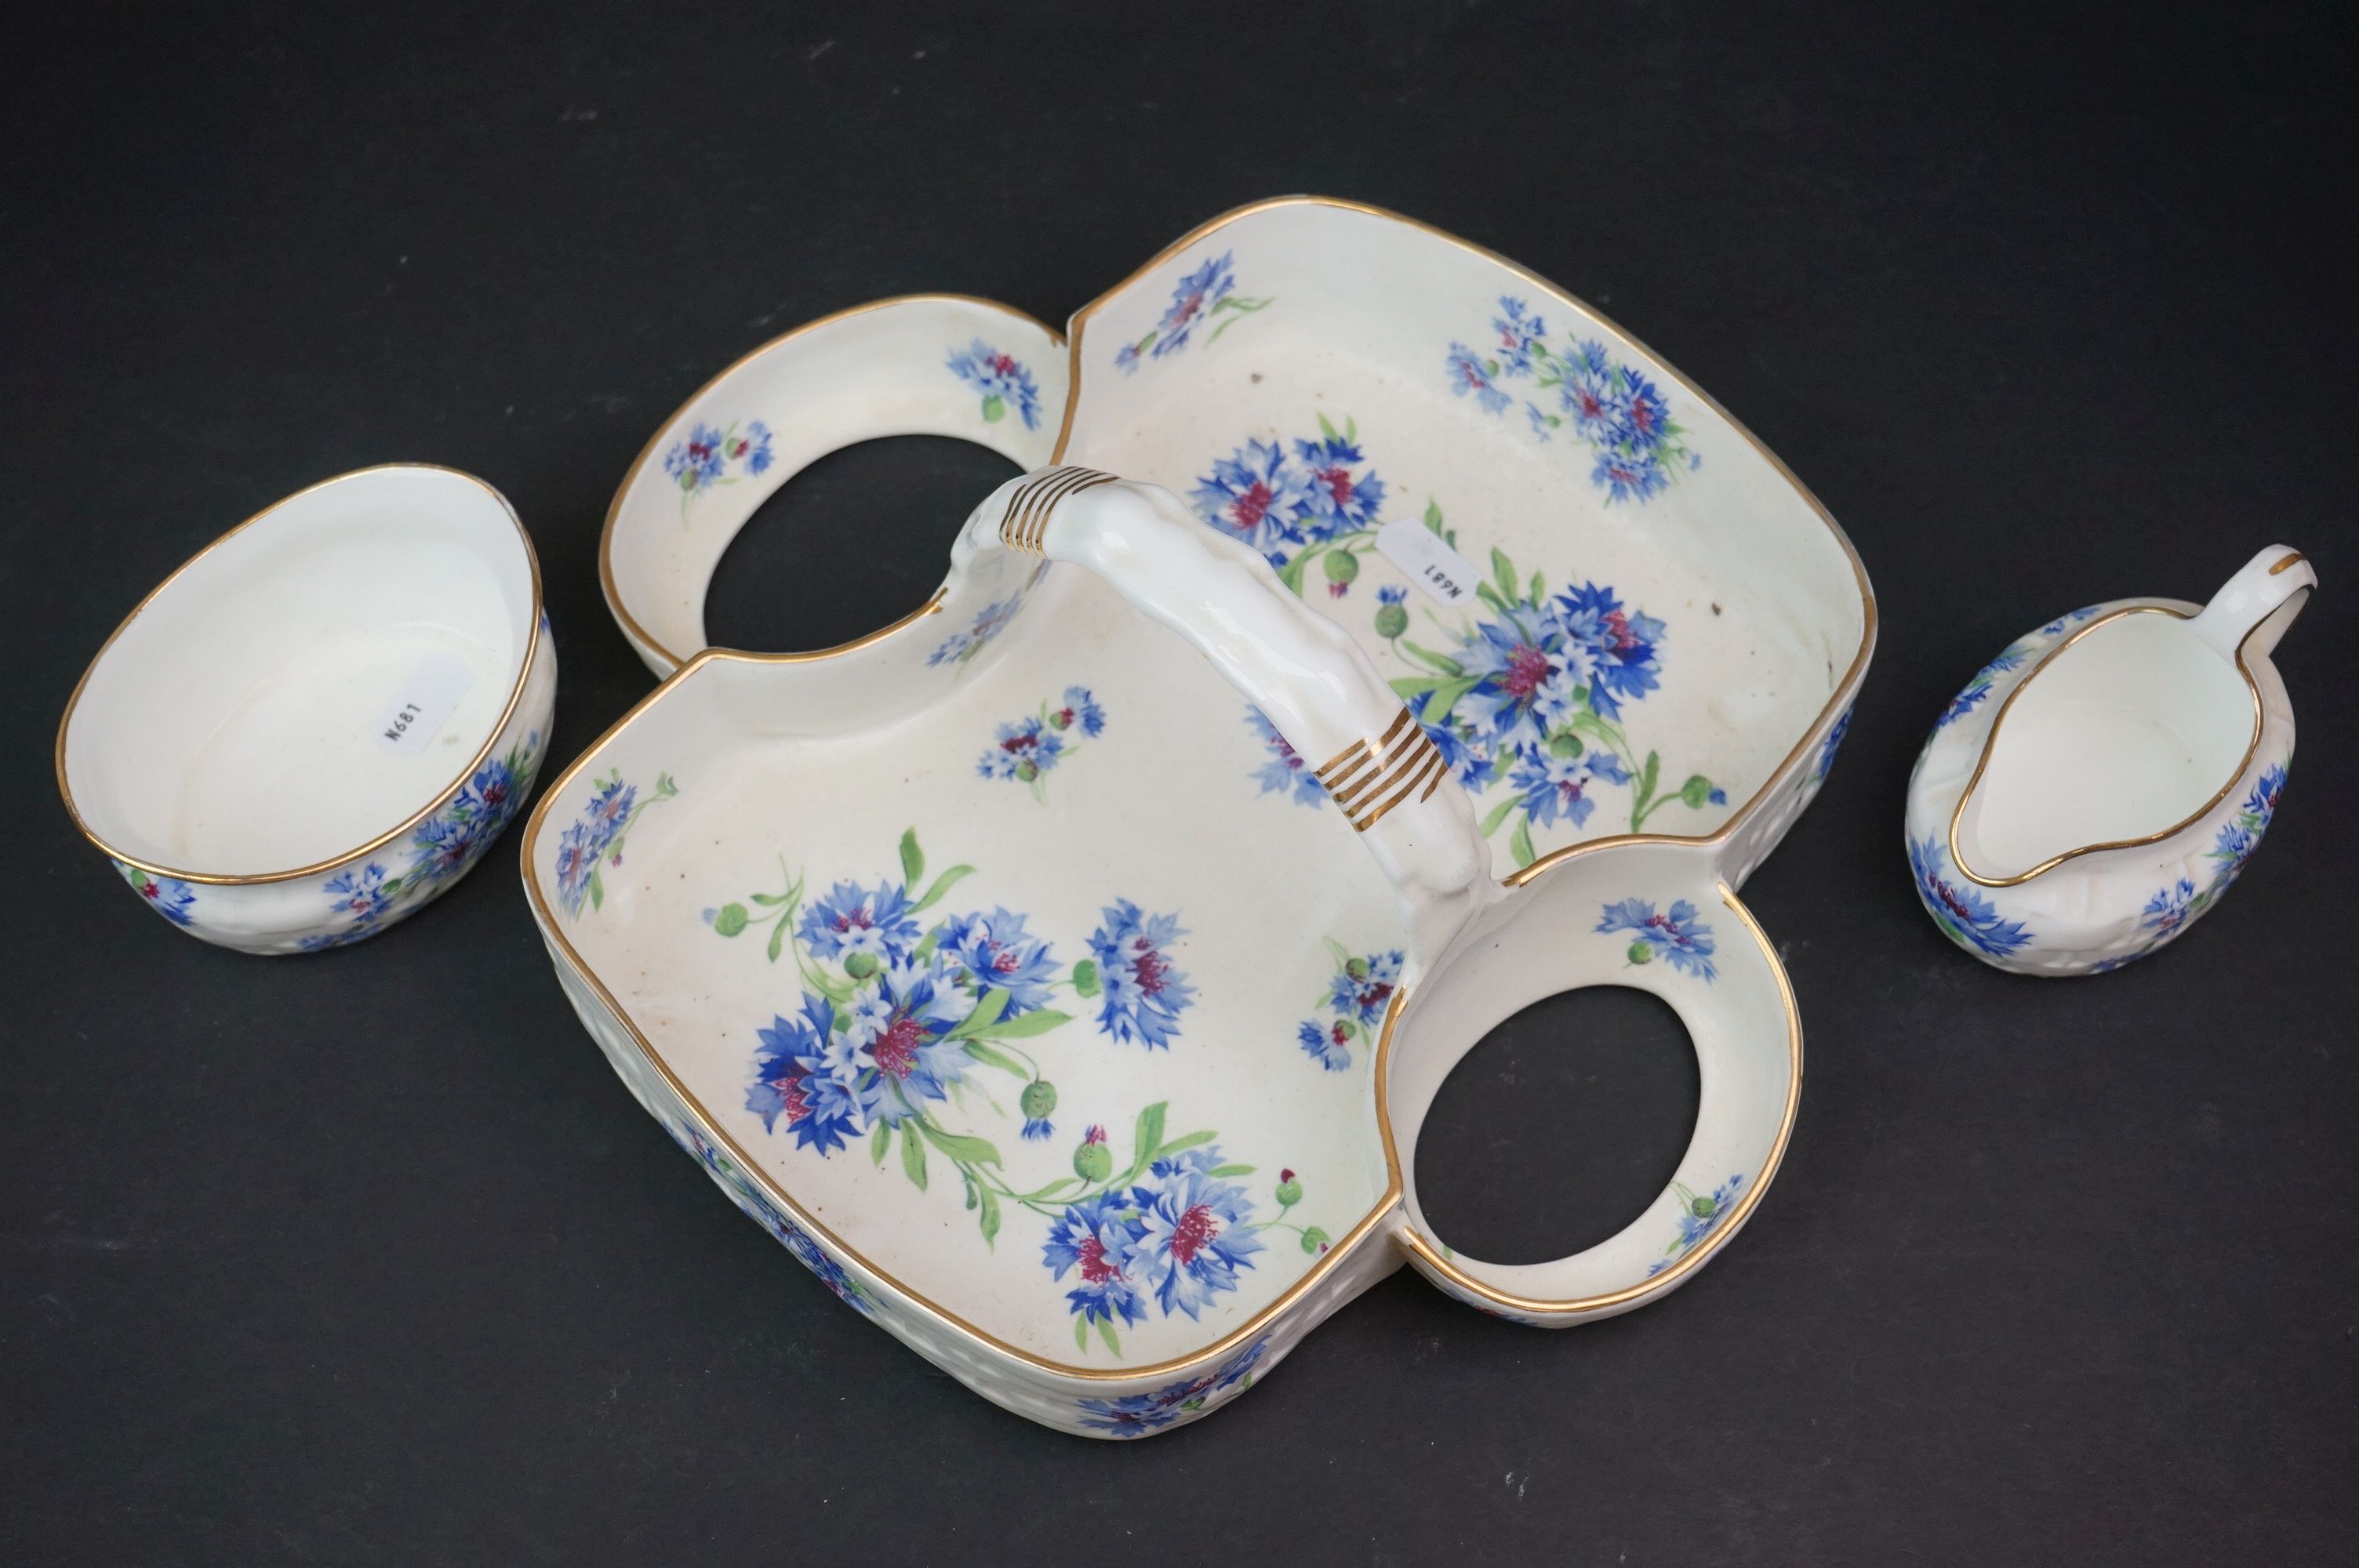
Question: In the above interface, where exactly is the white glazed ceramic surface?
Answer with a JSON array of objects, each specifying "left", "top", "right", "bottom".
[
  {"left": 602, "top": 295, "right": 1067, "bottom": 675},
  {"left": 1906, "top": 545, "right": 2312, "bottom": 976},
  {"left": 58, "top": 465, "right": 555, "bottom": 953},
  {"left": 543, "top": 198, "right": 1874, "bottom": 1437}
]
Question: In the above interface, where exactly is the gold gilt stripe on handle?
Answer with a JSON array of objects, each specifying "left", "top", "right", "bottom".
[
  {"left": 998, "top": 466, "right": 1115, "bottom": 555},
  {"left": 1313, "top": 707, "right": 1443, "bottom": 832},
  {"left": 1315, "top": 708, "right": 1413, "bottom": 804}
]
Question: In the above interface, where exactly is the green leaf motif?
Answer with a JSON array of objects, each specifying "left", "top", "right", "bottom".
[
  {"left": 899, "top": 828, "right": 924, "bottom": 888},
  {"left": 871, "top": 1121, "right": 892, "bottom": 1166},
  {"left": 1071, "top": 959, "right": 1100, "bottom": 998},
  {"left": 960, "top": 1040, "right": 1030, "bottom": 1076},
  {"left": 918, "top": 1122, "right": 1003, "bottom": 1168},
  {"left": 587, "top": 870, "right": 605, "bottom": 911},
  {"left": 981, "top": 394, "right": 1005, "bottom": 423},
  {"left": 1510, "top": 817, "right": 1537, "bottom": 867},
  {"left": 900, "top": 1123, "right": 929, "bottom": 1189},
  {"left": 975, "top": 1007, "right": 1072, "bottom": 1040},
  {"left": 912, "top": 864, "right": 976, "bottom": 914},
  {"left": 712, "top": 902, "right": 748, "bottom": 938},
  {"left": 1491, "top": 546, "right": 1518, "bottom": 600},
  {"left": 976, "top": 1185, "right": 1002, "bottom": 1244}
]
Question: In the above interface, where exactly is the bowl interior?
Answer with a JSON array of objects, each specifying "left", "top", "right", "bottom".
[
  {"left": 1063, "top": 201, "right": 1868, "bottom": 874},
  {"left": 63, "top": 466, "right": 535, "bottom": 877}
]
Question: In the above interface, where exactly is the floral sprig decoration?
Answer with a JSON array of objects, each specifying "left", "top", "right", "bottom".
[
  {"left": 302, "top": 731, "right": 543, "bottom": 949},
  {"left": 551, "top": 767, "right": 677, "bottom": 920},
  {"left": 1077, "top": 1337, "right": 1270, "bottom": 1436},
  {"left": 1598, "top": 898, "right": 1718, "bottom": 982},
  {"left": 1446, "top": 297, "right": 1699, "bottom": 504},
  {"left": 1645, "top": 1174, "right": 1745, "bottom": 1277},
  {"left": 1190, "top": 413, "right": 1386, "bottom": 597},
  {"left": 947, "top": 340, "right": 1043, "bottom": 430},
  {"left": 1388, "top": 538, "right": 1723, "bottom": 863},
  {"left": 1294, "top": 940, "right": 1402, "bottom": 1071},
  {"left": 929, "top": 590, "right": 1029, "bottom": 668},
  {"left": 1114, "top": 252, "right": 1270, "bottom": 371},
  {"left": 1908, "top": 834, "right": 2032, "bottom": 958},
  {"left": 977, "top": 686, "right": 1107, "bottom": 800},
  {"left": 116, "top": 864, "right": 197, "bottom": 927},
  {"left": 707, "top": 830, "right": 1307, "bottom": 1356},
  {"left": 674, "top": 1123, "right": 873, "bottom": 1313},
  {"left": 661, "top": 419, "right": 773, "bottom": 517}
]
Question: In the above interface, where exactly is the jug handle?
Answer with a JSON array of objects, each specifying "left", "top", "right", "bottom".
[
  {"left": 2186, "top": 545, "right": 2317, "bottom": 663},
  {"left": 954, "top": 467, "right": 1496, "bottom": 960},
  {"left": 1380, "top": 837, "right": 1801, "bottom": 1323}
]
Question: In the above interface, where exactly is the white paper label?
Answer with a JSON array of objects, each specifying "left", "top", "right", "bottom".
[
  {"left": 373, "top": 651, "right": 476, "bottom": 753},
  {"left": 1376, "top": 517, "right": 1484, "bottom": 607}
]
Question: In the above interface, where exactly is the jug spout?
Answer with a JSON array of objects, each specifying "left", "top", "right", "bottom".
[{"left": 2187, "top": 546, "right": 2317, "bottom": 663}]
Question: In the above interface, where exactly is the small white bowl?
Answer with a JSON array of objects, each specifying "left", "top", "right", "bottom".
[{"left": 57, "top": 464, "right": 557, "bottom": 953}]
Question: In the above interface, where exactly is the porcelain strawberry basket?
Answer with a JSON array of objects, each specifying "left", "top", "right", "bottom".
[{"left": 533, "top": 199, "right": 1874, "bottom": 1438}]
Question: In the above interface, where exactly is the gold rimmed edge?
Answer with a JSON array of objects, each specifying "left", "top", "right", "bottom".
[
  {"left": 516, "top": 665, "right": 1412, "bottom": 1383},
  {"left": 1390, "top": 879, "right": 1803, "bottom": 1315},
  {"left": 55, "top": 462, "right": 545, "bottom": 887},
  {"left": 1043, "top": 194, "right": 1877, "bottom": 888},
  {"left": 602, "top": 293, "right": 1069, "bottom": 671},
  {"left": 1943, "top": 603, "right": 2272, "bottom": 888},
  {"left": 2269, "top": 551, "right": 2306, "bottom": 575}
]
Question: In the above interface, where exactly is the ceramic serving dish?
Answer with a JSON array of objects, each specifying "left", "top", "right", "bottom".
[
  {"left": 1906, "top": 545, "right": 2313, "bottom": 975},
  {"left": 533, "top": 198, "right": 1874, "bottom": 1438},
  {"left": 57, "top": 464, "right": 554, "bottom": 953}
]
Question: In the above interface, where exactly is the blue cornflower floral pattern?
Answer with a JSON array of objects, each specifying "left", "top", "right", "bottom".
[
  {"left": 673, "top": 1123, "right": 872, "bottom": 1313},
  {"left": 300, "top": 731, "right": 543, "bottom": 948},
  {"left": 707, "top": 829, "right": 1319, "bottom": 1357},
  {"left": 1909, "top": 834, "right": 2033, "bottom": 957},
  {"left": 1293, "top": 940, "right": 1402, "bottom": 1072},
  {"left": 1646, "top": 1174, "right": 1745, "bottom": 1277},
  {"left": 929, "top": 590, "right": 1029, "bottom": 667},
  {"left": 978, "top": 686, "right": 1107, "bottom": 799},
  {"left": 1087, "top": 900, "right": 1196, "bottom": 1049},
  {"left": 1812, "top": 704, "right": 1854, "bottom": 786},
  {"left": 1598, "top": 898, "right": 1719, "bottom": 981},
  {"left": 1077, "top": 1338, "right": 1269, "bottom": 1436},
  {"left": 551, "top": 763, "right": 676, "bottom": 920},
  {"left": 946, "top": 339, "right": 1043, "bottom": 430},
  {"left": 1445, "top": 297, "right": 1700, "bottom": 503},
  {"left": 1936, "top": 643, "right": 2032, "bottom": 731},
  {"left": 1190, "top": 415, "right": 1384, "bottom": 597},
  {"left": 1113, "top": 251, "right": 1270, "bottom": 370},
  {"left": 116, "top": 863, "right": 197, "bottom": 927},
  {"left": 1393, "top": 536, "right": 1723, "bottom": 865},
  {"left": 1247, "top": 706, "right": 1327, "bottom": 809},
  {"left": 661, "top": 419, "right": 773, "bottom": 515}
]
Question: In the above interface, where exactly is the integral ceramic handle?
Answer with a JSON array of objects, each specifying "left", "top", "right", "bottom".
[
  {"left": 1384, "top": 838, "right": 1801, "bottom": 1323},
  {"left": 2186, "top": 544, "right": 2316, "bottom": 663},
  {"left": 954, "top": 466, "right": 1492, "bottom": 959}
]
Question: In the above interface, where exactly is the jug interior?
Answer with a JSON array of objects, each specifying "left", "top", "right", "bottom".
[
  {"left": 62, "top": 470, "right": 535, "bottom": 876},
  {"left": 1956, "top": 611, "right": 2253, "bottom": 879}
]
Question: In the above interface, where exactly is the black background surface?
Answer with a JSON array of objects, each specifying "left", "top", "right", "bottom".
[{"left": 5, "top": 3, "right": 2355, "bottom": 1563}]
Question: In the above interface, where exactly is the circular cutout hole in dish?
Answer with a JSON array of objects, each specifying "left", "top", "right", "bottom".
[
  {"left": 702, "top": 436, "right": 1023, "bottom": 655},
  {"left": 1411, "top": 985, "right": 1699, "bottom": 1267}
]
